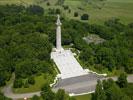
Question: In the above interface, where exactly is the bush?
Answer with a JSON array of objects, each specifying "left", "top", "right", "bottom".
[
  {"left": 31, "top": 95, "right": 40, "bottom": 100},
  {"left": 63, "top": 5, "right": 69, "bottom": 10},
  {"left": 56, "top": 8, "right": 61, "bottom": 14},
  {"left": 13, "top": 79, "right": 23, "bottom": 88},
  {"left": 47, "top": 2, "right": 50, "bottom": 6},
  {"left": 24, "top": 80, "right": 29, "bottom": 88},
  {"left": 28, "top": 76, "right": 35, "bottom": 85},
  {"left": 74, "top": 12, "right": 78, "bottom": 17},
  {"left": 68, "top": 9, "right": 71, "bottom": 13},
  {"left": 81, "top": 14, "right": 89, "bottom": 20},
  {"left": 117, "top": 72, "right": 128, "bottom": 88}
]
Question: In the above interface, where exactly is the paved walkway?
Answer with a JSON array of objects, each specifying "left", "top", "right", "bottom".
[
  {"left": 1, "top": 83, "right": 41, "bottom": 100},
  {"left": 51, "top": 50, "right": 88, "bottom": 79},
  {"left": 1, "top": 74, "right": 133, "bottom": 100}
]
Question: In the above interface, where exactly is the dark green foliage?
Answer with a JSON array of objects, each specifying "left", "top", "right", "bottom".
[
  {"left": 128, "top": 22, "right": 133, "bottom": 28},
  {"left": 89, "top": 24, "right": 115, "bottom": 40},
  {"left": 24, "top": 80, "right": 29, "bottom": 88},
  {"left": 104, "top": 18, "right": 125, "bottom": 32},
  {"left": 122, "top": 83, "right": 133, "bottom": 99},
  {"left": 47, "top": 2, "right": 50, "bottom": 6},
  {"left": 68, "top": 9, "right": 71, "bottom": 13},
  {"left": 55, "top": 89, "right": 70, "bottom": 100},
  {"left": 93, "top": 79, "right": 132, "bottom": 100},
  {"left": 79, "top": 18, "right": 133, "bottom": 72},
  {"left": 74, "top": 12, "right": 78, "bottom": 17},
  {"left": 56, "top": 8, "right": 61, "bottom": 14},
  {"left": 63, "top": 5, "right": 69, "bottom": 10},
  {"left": 31, "top": 95, "right": 40, "bottom": 100},
  {"left": 105, "top": 83, "right": 124, "bottom": 100},
  {"left": 26, "top": 5, "right": 44, "bottom": 15},
  {"left": 92, "top": 80, "right": 106, "bottom": 100},
  {"left": 41, "top": 83, "right": 73, "bottom": 100},
  {"left": 13, "top": 79, "right": 23, "bottom": 88},
  {"left": 0, "top": 5, "right": 54, "bottom": 87},
  {"left": 81, "top": 14, "right": 89, "bottom": 20},
  {"left": 117, "top": 72, "right": 128, "bottom": 88},
  {"left": 41, "top": 83, "right": 55, "bottom": 100},
  {"left": 28, "top": 76, "right": 35, "bottom": 85},
  {"left": 102, "top": 78, "right": 114, "bottom": 90}
]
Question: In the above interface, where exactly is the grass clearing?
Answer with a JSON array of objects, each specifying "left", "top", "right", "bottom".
[
  {"left": 13, "top": 74, "right": 47, "bottom": 93},
  {"left": 64, "top": 0, "right": 133, "bottom": 24},
  {"left": 0, "top": 0, "right": 133, "bottom": 24},
  {"left": 74, "top": 93, "right": 92, "bottom": 100}
]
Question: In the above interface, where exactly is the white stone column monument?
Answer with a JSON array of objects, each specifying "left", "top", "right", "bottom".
[{"left": 56, "top": 15, "right": 63, "bottom": 51}]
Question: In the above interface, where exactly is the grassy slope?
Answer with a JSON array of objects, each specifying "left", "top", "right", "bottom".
[
  {"left": 0, "top": 0, "right": 133, "bottom": 24},
  {"left": 64, "top": 0, "right": 133, "bottom": 24}
]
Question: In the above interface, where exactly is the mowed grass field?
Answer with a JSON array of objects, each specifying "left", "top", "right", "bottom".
[
  {"left": 64, "top": 0, "right": 133, "bottom": 24},
  {"left": 0, "top": 0, "right": 133, "bottom": 24}
]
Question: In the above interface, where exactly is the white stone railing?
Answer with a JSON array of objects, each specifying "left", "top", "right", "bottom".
[
  {"left": 69, "top": 91, "right": 95, "bottom": 96},
  {"left": 50, "top": 74, "right": 61, "bottom": 87},
  {"left": 84, "top": 69, "right": 107, "bottom": 76}
]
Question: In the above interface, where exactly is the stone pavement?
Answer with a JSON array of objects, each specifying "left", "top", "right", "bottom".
[
  {"left": 51, "top": 50, "right": 88, "bottom": 79},
  {"left": 53, "top": 73, "right": 104, "bottom": 94}
]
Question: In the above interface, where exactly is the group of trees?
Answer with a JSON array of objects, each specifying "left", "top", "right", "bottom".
[
  {"left": 0, "top": 5, "right": 55, "bottom": 87},
  {"left": 79, "top": 18, "right": 133, "bottom": 73},
  {"left": 92, "top": 73, "right": 132, "bottom": 100},
  {"left": 31, "top": 83, "right": 75, "bottom": 100},
  {"left": 13, "top": 76, "right": 35, "bottom": 88}
]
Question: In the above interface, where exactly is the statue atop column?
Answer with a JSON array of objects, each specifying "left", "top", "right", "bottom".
[{"left": 56, "top": 15, "right": 63, "bottom": 51}]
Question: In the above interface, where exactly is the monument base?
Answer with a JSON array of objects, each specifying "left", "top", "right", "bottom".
[
  {"left": 52, "top": 48, "right": 64, "bottom": 52},
  {"left": 51, "top": 49, "right": 88, "bottom": 79}
]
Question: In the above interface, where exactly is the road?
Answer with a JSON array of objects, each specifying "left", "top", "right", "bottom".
[{"left": 1, "top": 74, "right": 133, "bottom": 100}]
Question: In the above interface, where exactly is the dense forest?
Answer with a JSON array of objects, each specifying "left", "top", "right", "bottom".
[
  {"left": 0, "top": 5, "right": 55, "bottom": 87},
  {"left": 92, "top": 73, "right": 133, "bottom": 100},
  {"left": 0, "top": 4, "right": 133, "bottom": 99}
]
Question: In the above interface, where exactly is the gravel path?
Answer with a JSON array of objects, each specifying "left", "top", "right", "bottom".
[{"left": 1, "top": 74, "right": 133, "bottom": 100}]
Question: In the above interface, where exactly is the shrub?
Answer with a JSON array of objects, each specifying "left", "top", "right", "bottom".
[
  {"left": 28, "top": 76, "right": 35, "bottom": 85},
  {"left": 47, "top": 2, "right": 50, "bottom": 6},
  {"left": 24, "top": 80, "right": 29, "bottom": 88},
  {"left": 81, "top": 14, "right": 89, "bottom": 20},
  {"left": 74, "top": 12, "right": 78, "bottom": 17},
  {"left": 56, "top": 8, "right": 61, "bottom": 14},
  {"left": 13, "top": 79, "right": 23, "bottom": 88}
]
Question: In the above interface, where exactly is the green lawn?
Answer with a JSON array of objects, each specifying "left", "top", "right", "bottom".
[
  {"left": 64, "top": 0, "right": 133, "bottom": 24},
  {"left": 0, "top": 0, "right": 133, "bottom": 24},
  {"left": 13, "top": 74, "right": 49, "bottom": 93},
  {"left": 74, "top": 94, "right": 92, "bottom": 100}
]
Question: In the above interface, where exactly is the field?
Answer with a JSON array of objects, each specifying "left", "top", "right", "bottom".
[
  {"left": 0, "top": 0, "right": 133, "bottom": 24},
  {"left": 74, "top": 94, "right": 92, "bottom": 100},
  {"left": 13, "top": 74, "right": 50, "bottom": 93},
  {"left": 64, "top": 0, "right": 133, "bottom": 24}
]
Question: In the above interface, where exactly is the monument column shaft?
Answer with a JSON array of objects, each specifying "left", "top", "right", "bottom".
[{"left": 56, "top": 25, "right": 61, "bottom": 50}]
